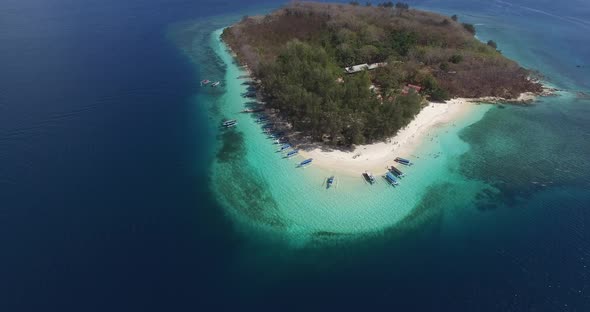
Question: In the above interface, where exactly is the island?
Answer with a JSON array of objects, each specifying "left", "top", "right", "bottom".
[{"left": 221, "top": 1, "right": 544, "bottom": 175}]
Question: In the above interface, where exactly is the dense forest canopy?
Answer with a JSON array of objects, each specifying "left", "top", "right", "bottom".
[{"left": 222, "top": 2, "right": 542, "bottom": 145}]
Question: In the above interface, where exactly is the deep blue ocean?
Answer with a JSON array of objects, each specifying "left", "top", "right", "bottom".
[{"left": 1, "top": 0, "right": 589, "bottom": 311}]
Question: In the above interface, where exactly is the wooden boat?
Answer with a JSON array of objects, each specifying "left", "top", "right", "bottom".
[
  {"left": 326, "top": 176, "right": 335, "bottom": 189},
  {"left": 286, "top": 150, "right": 298, "bottom": 158},
  {"left": 394, "top": 157, "right": 413, "bottom": 166},
  {"left": 390, "top": 165, "right": 405, "bottom": 177},
  {"left": 363, "top": 171, "right": 376, "bottom": 184},
  {"left": 298, "top": 158, "right": 313, "bottom": 168},
  {"left": 385, "top": 172, "right": 399, "bottom": 186}
]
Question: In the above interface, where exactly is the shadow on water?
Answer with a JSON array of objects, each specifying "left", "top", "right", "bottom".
[
  {"left": 216, "top": 129, "right": 245, "bottom": 163},
  {"left": 214, "top": 128, "right": 285, "bottom": 229}
]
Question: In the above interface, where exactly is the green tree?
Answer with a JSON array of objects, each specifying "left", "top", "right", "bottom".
[
  {"left": 462, "top": 23, "right": 476, "bottom": 35},
  {"left": 449, "top": 54, "right": 463, "bottom": 64},
  {"left": 451, "top": 14, "right": 458, "bottom": 21},
  {"left": 487, "top": 40, "right": 497, "bottom": 49}
]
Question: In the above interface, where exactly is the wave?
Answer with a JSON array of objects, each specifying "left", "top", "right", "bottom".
[{"left": 493, "top": 0, "right": 590, "bottom": 30}]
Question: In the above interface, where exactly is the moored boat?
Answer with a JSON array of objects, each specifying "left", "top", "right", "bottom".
[
  {"left": 211, "top": 81, "right": 221, "bottom": 87},
  {"left": 298, "top": 158, "right": 313, "bottom": 168},
  {"left": 394, "top": 157, "right": 413, "bottom": 166},
  {"left": 286, "top": 150, "right": 298, "bottom": 158},
  {"left": 222, "top": 119, "right": 237, "bottom": 126},
  {"left": 200, "top": 79, "right": 210, "bottom": 86},
  {"left": 280, "top": 143, "right": 291, "bottom": 151},
  {"left": 326, "top": 176, "right": 335, "bottom": 189},
  {"left": 363, "top": 171, "right": 376, "bottom": 184},
  {"left": 385, "top": 172, "right": 399, "bottom": 186},
  {"left": 390, "top": 165, "right": 405, "bottom": 177}
]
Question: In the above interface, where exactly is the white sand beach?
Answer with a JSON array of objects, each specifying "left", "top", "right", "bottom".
[{"left": 299, "top": 98, "right": 479, "bottom": 176}]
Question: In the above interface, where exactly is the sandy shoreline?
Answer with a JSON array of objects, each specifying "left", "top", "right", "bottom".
[{"left": 298, "top": 98, "right": 479, "bottom": 177}]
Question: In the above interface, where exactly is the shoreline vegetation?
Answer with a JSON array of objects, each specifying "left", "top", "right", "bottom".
[{"left": 220, "top": 1, "right": 550, "bottom": 175}]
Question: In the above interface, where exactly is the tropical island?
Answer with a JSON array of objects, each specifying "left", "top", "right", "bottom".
[{"left": 222, "top": 1, "right": 543, "bottom": 147}]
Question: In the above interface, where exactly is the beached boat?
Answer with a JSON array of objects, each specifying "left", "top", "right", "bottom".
[
  {"left": 326, "top": 176, "right": 335, "bottom": 189},
  {"left": 280, "top": 143, "right": 291, "bottom": 151},
  {"left": 394, "top": 157, "right": 413, "bottom": 166},
  {"left": 363, "top": 171, "right": 376, "bottom": 184},
  {"left": 298, "top": 158, "right": 313, "bottom": 168},
  {"left": 385, "top": 172, "right": 399, "bottom": 186},
  {"left": 286, "top": 150, "right": 298, "bottom": 158},
  {"left": 211, "top": 81, "right": 221, "bottom": 87},
  {"left": 200, "top": 79, "right": 210, "bottom": 86},
  {"left": 390, "top": 165, "right": 405, "bottom": 177}
]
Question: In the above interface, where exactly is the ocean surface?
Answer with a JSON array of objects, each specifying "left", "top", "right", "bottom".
[{"left": 1, "top": 0, "right": 589, "bottom": 311}]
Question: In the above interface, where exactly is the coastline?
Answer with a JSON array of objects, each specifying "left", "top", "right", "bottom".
[
  {"left": 298, "top": 98, "right": 477, "bottom": 177},
  {"left": 297, "top": 87, "right": 556, "bottom": 177}
]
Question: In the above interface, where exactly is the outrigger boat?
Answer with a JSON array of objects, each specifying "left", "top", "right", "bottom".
[
  {"left": 390, "top": 165, "right": 405, "bottom": 177},
  {"left": 279, "top": 143, "right": 291, "bottom": 151},
  {"left": 274, "top": 137, "right": 288, "bottom": 144},
  {"left": 326, "top": 176, "right": 335, "bottom": 189},
  {"left": 200, "top": 79, "right": 211, "bottom": 86},
  {"left": 256, "top": 116, "right": 268, "bottom": 123},
  {"left": 385, "top": 172, "right": 399, "bottom": 186},
  {"left": 363, "top": 171, "right": 376, "bottom": 184},
  {"left": 211, "top": 81, "right": 221, "bottom": 87},
  {"left": 298, "top": 158, "right": 313, "bottom": 168},
  {"left": 286, "top": 150, "right": 298, "bottom": 158},
  {"left": 222, "top": 120, "right": 237, "bottom": 128},
  {"left": 394, "top": 157, "right": 413, "bottom": 166},
  {"left": 222, "top": 119, "right": 237, "bottom": 126}
]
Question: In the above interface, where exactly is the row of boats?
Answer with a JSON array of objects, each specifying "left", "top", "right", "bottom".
[
  {"left": 255, "top": 114, "right": 314, "bottom": 169},
  {"left": 200, "top": 79, "right": 221, "bottom": 87},
  {"left": 363, "top": 157, "right": 412, "bottom": 187}
]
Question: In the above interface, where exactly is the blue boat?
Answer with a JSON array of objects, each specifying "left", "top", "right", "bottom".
[
  {"left": 385, "top": 172, "right": 399, "bottom": 186},
  {"left": 326, "top": 176, "right": 335, "bottom": 189},
  {"left": 298, "top": 158, "right": 313, "bottom": 168},
  {"left": 280, "top": 143, "right": 291, "bottom": 151},
  {"left": 394, "top": 157, "right": 413, "bottom": 166},
  {"left": 286, "top": 150, "right": 298, "bottom": 158}
]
